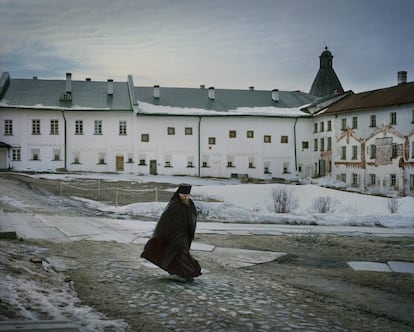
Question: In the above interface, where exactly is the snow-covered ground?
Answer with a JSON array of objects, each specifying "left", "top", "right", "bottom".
[{"left": 30, "top": 173, "right": 414, "bottom": 228}]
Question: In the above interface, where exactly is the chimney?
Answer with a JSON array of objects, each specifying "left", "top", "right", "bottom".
[
  {"left": 208, "top": 86, "right": 215, "bottom": 100},
  {"left": 32, "top": 76, "right": 38, "bottom": 80},
  {"left": 398, "top": 71, "right": 407, "bottom": 85},
  {"left": 249, "top": 86, "right": 254, "bottom": 91},
  {"left": 153, "top": 85, "right": 160, "bottom": 99},
  {"left": 272, "top": 89, "right": 279, "bottom": 102},
  {"left": 66, "top": 72, "right": 72, "bottom": 93},
  {"left": 85, "top": 78, "right": 91, "bottom": 81},
  {"left": 200, "top": 84, "right": 205, "bottom": 89},
  {"left": 107, "top": 79, "right": 114, "bottom": 95}
]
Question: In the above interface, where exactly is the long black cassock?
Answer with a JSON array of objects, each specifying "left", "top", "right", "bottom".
[{"left": 141, "top": 194, "right": 202, "bottom": 280}]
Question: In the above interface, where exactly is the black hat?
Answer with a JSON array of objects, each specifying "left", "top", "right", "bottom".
[{"left": 177, "top": 184, "right": 192, "bottom": 194}]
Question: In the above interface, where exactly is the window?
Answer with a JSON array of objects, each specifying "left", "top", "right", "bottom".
[
  {"left": 327, "top": 120, "right": 332, "bottom": 131},
  {"left": 264, "top": 162, "right": 271, "bottom": 174},
  {"left": 314, "top": 123, "right": 318, "bottom": 133},
  {"left": 248, "top": 157, "right": 255, "bottom": 168},
  {"left": 12, "top": 148, "right": 20, "bottom": 161},
  {"left": 370, "top": 144, "right": 377, "bottom": 159},
  {"left": 167, "top": 127, "right": 175, "bottom": 135},
  {"left": 327, "top": 137, "right": 332, "bottom": 151},
  {"left": 352, "top": 145, "right": 358, "bottom": 160},
  {"left": 164, "top": 156, "right": 172, "bottom": 167},
  {"left": 370, "top": 115, "right": 376, "bottom": 127},
  {"left": 247, "top": 130, "right": 254, "bottom": 138},
  {"left": 229, "top": 130, "right": 237, "bottom": 138},
  {"left": 227, "top": 155, "right": 234, "bottom": 167},
  {"left": 53, "top": 149, "right": 61, "bottom": 161},
  {"left": 31, "top": 149, "right": 40, "bottom": 161},
  {"left": 264, "top": 135, "right": 271, "bottom": 143},
  {"left": 351, "top": 173, "right": 359, "bottom": 187},
  {"left": 320, "top": 122, "right": 324, "bottom": 132},
  {"left": 341, "top": 118, "right": 347, "bottom": 130},
  {"left": 138, "top": 155, "right": 146, "bottom": 165},
  {"left": 94, "top": 120, "right": 102, "bottom": 135},
  {"left": 320, "top": 138, "right": 325, "bottom": 151},
  {"left": 119, "top": 121, "right": 127, "bottom": 135},
  {"left": 341, "top": 146, "right": 346, "bottom": 160},
  {"left": 185, "top": 127, "right": 193, "bottom": 135},
  {"left": 337, "top": 173, "right": 346, "bottom": 183},
  {"left": 50, "top": 120, "right": 59, "bottom": 135},
  {"left": 208, "top": 137, "right": 216, "bottom": 145},
  {"left": 75, "top": 120, "right": 83, "bottom": 135},
  {"left": 314, "top": 138, "right": 318, "bottom": 151},
  {"left": 187, "top": 156, "right": 194, "bottom": 168},
  {"left": 127, "top": 153, "right": 133, "bottom": 163},
  {"left": 369, "top": 174, "right": 376, "bottom": 186},
  {"left": 390, "top": 174, "right": 397, "bottom": 187},
  {"left": 352, "top": 116, "right": 358, "bottom": 129},
  {"left": 302, "top": 141, "right": 309, "bottom": 149},
  {"left": 392, "top": 143, "right": 398, "bottom": 159},
  {"left": 32, "top": 120, "right": 40, "bottom": 135},
  {"left": 73, "top": 152, "right": 80, "bottom": 164},
  {"left": 4, "top": 120, "right": 13, "bottom": 135},
  {"left": 281, "top": 136, "right": 288, "bottom": 143},
  {"left": 201, "top": 155, "right": 209, "bottom": 168},
  {"left": 283, "top": 162, "right": 289, "bottom": 174},
  {"left": 141, "top": 133, "right": 149, "bottom": 142},
  {"left": 98, "top": 153, "right": 106, "bottom": 165},
  {"left": 390, "top": 112, "right": 397, "bottom": 125}
]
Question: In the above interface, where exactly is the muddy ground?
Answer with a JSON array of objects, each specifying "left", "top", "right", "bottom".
[{"left": 1, "top": 173, "right": 414, "bottom": 331}]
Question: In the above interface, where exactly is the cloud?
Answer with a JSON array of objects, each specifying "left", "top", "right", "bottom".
[{"left": 1, "top": 0, "right": 413, "bottom": 91}]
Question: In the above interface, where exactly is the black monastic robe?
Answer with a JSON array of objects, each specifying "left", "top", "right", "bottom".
[{"left": 141, "top": 196, "right": 201, "bottom": 280}]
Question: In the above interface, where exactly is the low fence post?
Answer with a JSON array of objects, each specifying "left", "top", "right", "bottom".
[
  {"left": 60, "top": 182, "right": 63, "bottom": 196},
  {"left": 155, "top": 187, "right": 158, "bottom": 202},
  {"left": 115, "top": 188, "right": 119, "bottom": 207},
  {"left": 97, "top": 180, "right": 100, "bottom": 200}
]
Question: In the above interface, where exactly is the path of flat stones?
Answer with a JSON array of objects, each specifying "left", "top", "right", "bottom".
[
  {"left": 1, "top": 212, "right": 412, "bottom": 331},
  {"left": 70, "top": 251, "right": 398, "bottom": 332}
]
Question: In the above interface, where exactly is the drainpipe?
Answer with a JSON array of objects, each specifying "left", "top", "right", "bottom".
[
  {"left": 293, "top": 117, "right": 298, "bottom": 172},
  {"left": 62, "top": 110, "right": 67, "bottom": 171},
  {"left": 198, "top": 116, "right": 202, "bottom": 177}
]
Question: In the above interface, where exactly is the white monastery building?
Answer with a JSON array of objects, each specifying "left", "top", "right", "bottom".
[{"left": 0, "top": 48, "right": 413, "bottom": 196}]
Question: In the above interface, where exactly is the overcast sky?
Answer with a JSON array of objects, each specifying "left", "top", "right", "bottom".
[{"left": 0, "top": 0, "right": 413, "bottom": 93}]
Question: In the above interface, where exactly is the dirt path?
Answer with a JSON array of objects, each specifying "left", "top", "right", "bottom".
[{"left": 1, "top": 173, "right": 414, "bottom": 331}]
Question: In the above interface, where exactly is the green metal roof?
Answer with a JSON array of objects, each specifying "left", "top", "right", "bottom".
[
  {"left": 134, "top": 86, "right": 316, "bottom": 111},
  {"left": 0, "top": 72, "right": 317, "bottom": 112},
  {"left": 0, "top": 76, "right": 132, "bottom": 110}
]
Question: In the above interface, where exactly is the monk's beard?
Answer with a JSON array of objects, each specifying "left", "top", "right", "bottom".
[{"left": 181, "top": 198, "right": 190, "bottom": 205}]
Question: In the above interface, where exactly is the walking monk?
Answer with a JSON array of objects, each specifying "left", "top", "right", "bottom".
[{"left": 141, "top": 184, "right": 202, "bottom": 282}]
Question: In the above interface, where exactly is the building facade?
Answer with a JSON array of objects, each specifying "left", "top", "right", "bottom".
[
  {"left": 310, "top": 79, "right": 414, "bottom": 196},
  {"left": 1, "top": 50, "right": 413, "bottom": 196}
]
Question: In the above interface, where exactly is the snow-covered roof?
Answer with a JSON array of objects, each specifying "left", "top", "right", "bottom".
[{"left": 137, "top": 102, "right": 312, "bottom": 117}]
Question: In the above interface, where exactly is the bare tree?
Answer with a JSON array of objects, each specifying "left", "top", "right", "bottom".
[
  {"left": 311, "top": 196, "right": 339, "bottom": 213},
  {"left": 272, "top": 188, "right": 298, "bottom": 213},
  {"left": 387, "top": 197, "right": 400, "bottom": 214}
]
